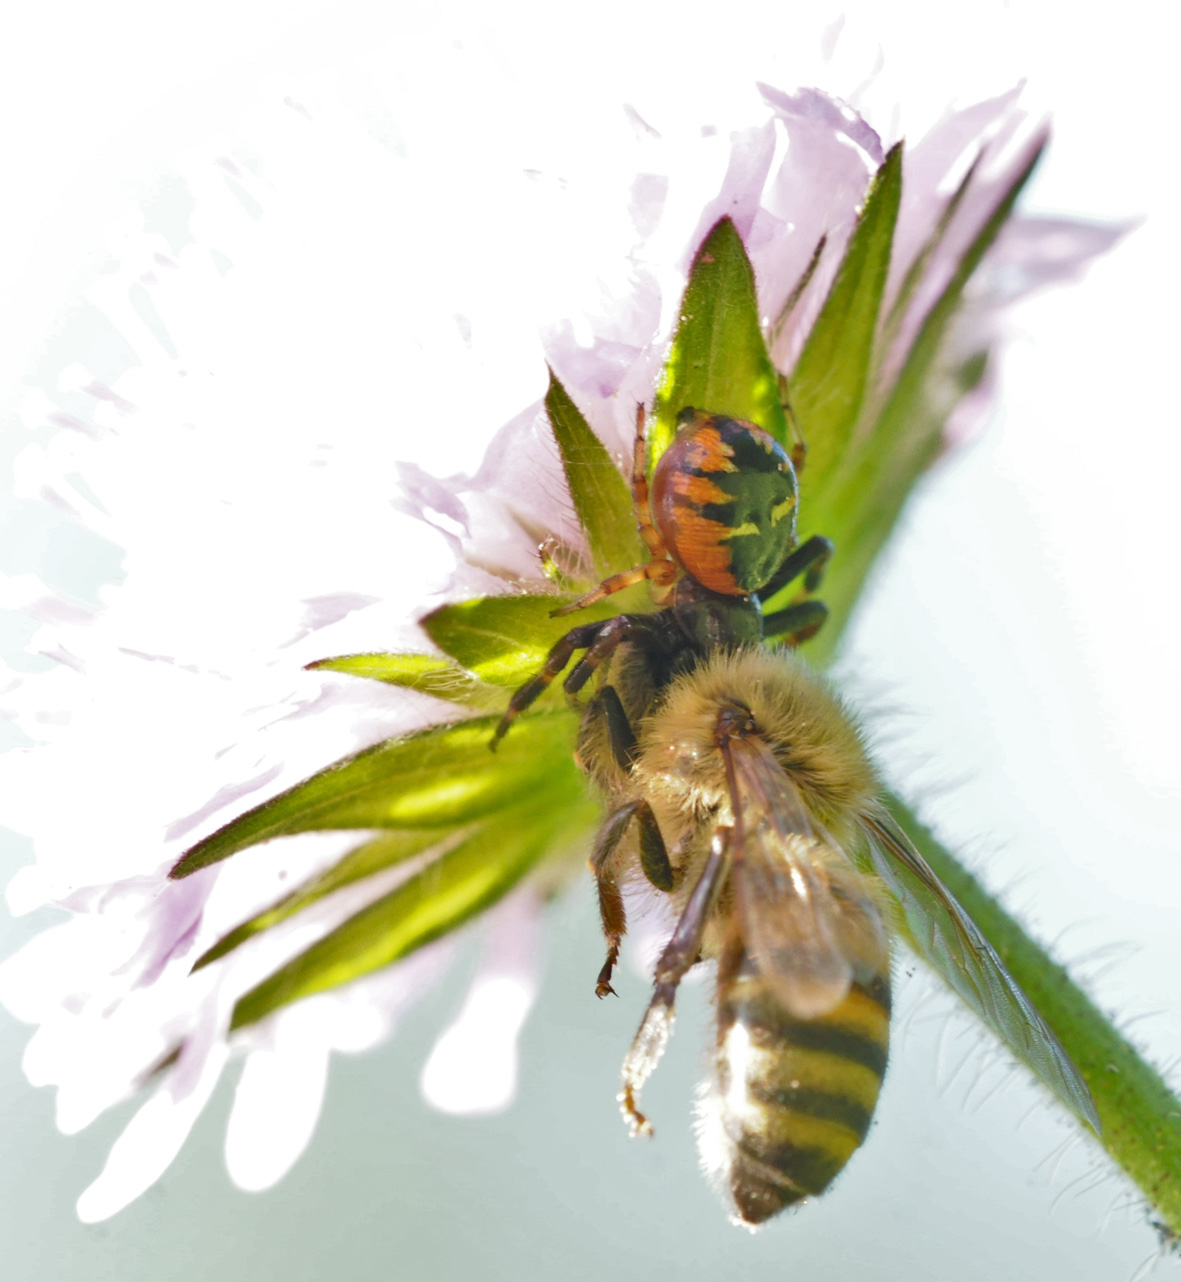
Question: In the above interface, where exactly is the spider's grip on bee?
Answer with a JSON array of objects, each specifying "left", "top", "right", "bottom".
[{"left": 490, "top": 401, "right": 1097, "bottom": 1225}]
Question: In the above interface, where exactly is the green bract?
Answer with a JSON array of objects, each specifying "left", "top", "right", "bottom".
[{"left": 651, "top": 217, "right": 789, "bottom": 465}]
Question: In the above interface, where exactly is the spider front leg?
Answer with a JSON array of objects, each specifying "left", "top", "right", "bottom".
[
  {"left": 492, "top": 612, "right": 653, "bottom": 747},
  {"left": 491, "top": 620, "right": 611, "bottom": 748}
]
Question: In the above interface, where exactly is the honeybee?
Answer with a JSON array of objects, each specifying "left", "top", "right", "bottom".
[{"left": 496, "top": 404, "right": 1095, "bottom": 1225}]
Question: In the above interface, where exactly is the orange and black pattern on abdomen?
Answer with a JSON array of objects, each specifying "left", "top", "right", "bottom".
[
  {"left": 651, "top": 415, "right": 797, "bottom": 596},
  {"left": 712, "top": 949, "right": 891, "bottom": 1225}
]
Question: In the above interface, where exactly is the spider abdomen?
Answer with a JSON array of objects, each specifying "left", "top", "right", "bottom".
[{"left": 651, "top": 410, "right": 798, "bottom": 597}]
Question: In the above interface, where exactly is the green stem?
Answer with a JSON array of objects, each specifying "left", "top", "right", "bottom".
[{"left": 887, "top": 793, "right": 1181, "bottom": 1234}]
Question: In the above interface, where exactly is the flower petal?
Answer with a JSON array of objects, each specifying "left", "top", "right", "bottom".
[
  {"left": 75, "top": 1034, "right": 228, "bottom": 1223},
  {"left": 420, "top": 890, "right": 541, "bottom": 1116},
  {"left": 224, "top": 1003, "right": 330, "bottom": 1193}
]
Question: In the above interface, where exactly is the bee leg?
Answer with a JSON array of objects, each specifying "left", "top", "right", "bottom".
[
  {"left": 635, "top": 801, "right": 674, "bottom": 892},
  {"left": 619, "top": 825, "right": 732, "bottom": 1137},
  {"left": 588, "top": 800, "right": 675, "bottom": 999},
  {"left": 492, "top": 619, "right": 615, "bottom": 747},
  {"left": 589, "top": 802, "right": 640, "bottom": 998},
  {"left": 598, "top": 685, "right": 639, "bottom": 771}
]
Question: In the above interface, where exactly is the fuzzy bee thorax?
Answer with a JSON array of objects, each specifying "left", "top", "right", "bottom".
[{"left": 631, "top": 648, "right": 878, "bottom": 838}]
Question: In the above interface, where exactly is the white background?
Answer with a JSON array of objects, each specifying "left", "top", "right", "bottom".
[{"left": 1, "top": 3, "right": 1178, "bottom": 1280}]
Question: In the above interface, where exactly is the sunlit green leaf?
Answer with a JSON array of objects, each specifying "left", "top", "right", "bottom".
[
  {"left": 170, "top": 711, "right": 577, "bottom": 878},
  {"left": 191, "top": 829, "right": 444, "bottom": 970},
  {"left": 885, "top": 792, "right": 1181, "bottom": 1233},
  {"left": 803, "top": 137, "right": 1046, "bottom": 666},
  {"left": 306, "top": 652, "right": 500, "bottom": 710},
  {"left": 230, "top": 792, "right": 596, "bottom": 1031},
  {"left": 791, "top": 143, "right": 902, "bottom": 496},
  {"left": 546, "top": 367, "right": 639, "bottom": 577},
  {"left": 768, "top": 232, "right": 827, "bottom": 348},
  {"left": 879, "top": 152, "right": 980, "bottom": 359},
  {"left": 863, "top": 810, "right": 1099, "bottom": 1132},
  {"left": 870, "top": 136, "right": 1046, "bottom": 469},
  {"left": 422, "top": 591, "right": 642, "bottom": 689},
  {"left": 652, "top": 217, "right": 787, "bottom": 467}
]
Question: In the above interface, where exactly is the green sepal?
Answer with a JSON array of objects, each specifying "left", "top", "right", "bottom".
[
  {"left": 802, "top": 136, "right": 1047, "bottom": 666},
  {"left": 789, "top": 143, "right": 903, "bottom": 494},
  {"left": 169, "top": 711, "right": 577, "bottom": 878},
  {"left": 191, "top": 829, "right": 443, "bottom": 970},
  {"left": 884, "top": 792, "right": 1181, "bottom": 1234},
  {"left": 421, "top": 590, "right": 643, "bottom": 690},
  {"left": 651, "top": 217, "right": 787, "bottom": 467},
  {"left": 879, "top": 153, "right": 980, "bottom": 360},
  {"left": 306, "top": 652, "right": 501, "bottom": 710},
  {"left": 230, "top": 788, "right": 596, "bottom": 1032},
  {"left": 545, "top": 367, "right": 639, "bottom": 577}
]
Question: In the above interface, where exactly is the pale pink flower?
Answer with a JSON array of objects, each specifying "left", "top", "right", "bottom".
[{"left": 0, "top": 82, "right": 1115, "bottom": 1222}]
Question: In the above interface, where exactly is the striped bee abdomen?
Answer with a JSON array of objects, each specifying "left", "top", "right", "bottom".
[{"left": 705, "top": 946, "right": 891, "bottom": 1227}]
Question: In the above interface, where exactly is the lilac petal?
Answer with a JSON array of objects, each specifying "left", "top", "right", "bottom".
[
  {"left": 984, "top": 216, "right": 1133, "bottom": 302},
  {"left": 331, "top": 939, "right": 457, "bottom": 1053},
  {"left": 760, "top": 83, "right": 885, "bottom": 165},
  {"left": 224, "top": 1001, "right": 331, "bottom": 1192},
  {"left": 75, "top": 1023, "right": 228, "bottom": 1222},
  {"left": 684, "top": 121, "right": 777, "bottom": 260},
  {"left": 758, "top": 93, "right": 880, "bottom": 364},
  {"left": 629, "top": 172, "right": 669, "bottom": 240},
  {"left": 419, "top": 890, "right": 541, "bottom": 1116},
  {"left": 902, "top": 85, "right": 1026, "bottom": 214},
  {"left": 881, "top": 128, "right": 1050, "bottom": 389}
]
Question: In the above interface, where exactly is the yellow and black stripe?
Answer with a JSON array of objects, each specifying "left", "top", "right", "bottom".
[{"left": 714, "top": 949, "right": 891, "bottom": 1225}]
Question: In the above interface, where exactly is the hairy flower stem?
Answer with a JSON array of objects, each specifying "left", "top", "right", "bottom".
[{"left": 887, "top": 793, "right": 1181, "bottom": 1234}]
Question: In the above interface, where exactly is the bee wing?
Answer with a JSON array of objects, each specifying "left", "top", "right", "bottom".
[
  {"left": 862, "top": 810, "right": 1100, "bottom": 1132},
  {"left": 724, "top": 734, "right": 888, "bottom": 1020}
]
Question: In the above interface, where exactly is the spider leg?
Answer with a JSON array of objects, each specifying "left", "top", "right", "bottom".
[
  {"left": 759, "top": 533, "right": 833, "bottom": 601},
  {"left": 778, "top": 372, "right": 808, "bottom": 475},
  {"left": 491, "top": 619, "right": 612, "bottom": 747},
  {"left": 762, "top": 599, "right": 829, "bottom": 646},
  {"left": 551, "top": 404, "right": 678, "bottom": 618}
]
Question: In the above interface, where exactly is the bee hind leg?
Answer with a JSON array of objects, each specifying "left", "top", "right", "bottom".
[
  {"left": 619, "top": 825, "right": 731, "bottom": 1137},
  {"left": 589, "top": 793, "right": 674, "bottom": 999},
  {"left": 589, "top": 803, "right": 638, "bottom": 998}
]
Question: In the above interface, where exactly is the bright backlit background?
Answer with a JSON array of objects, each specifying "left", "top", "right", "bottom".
[{"left": 1, "top": 3, "right": 1178, "bottom": 1280}]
